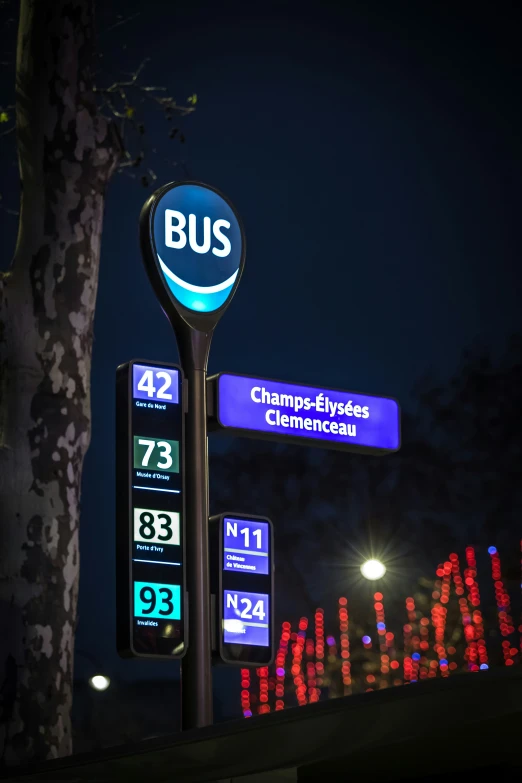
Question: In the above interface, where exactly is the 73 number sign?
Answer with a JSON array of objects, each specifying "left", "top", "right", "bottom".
[{"left": 133, "top": 436, "right": 179, "bottom": 473}]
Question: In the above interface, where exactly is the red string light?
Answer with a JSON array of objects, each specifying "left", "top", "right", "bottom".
[
  {"left": 313, "top": 608, "right": 325, "bottom": 700},
  {"left": 405, "top": 596, "right": 419, "bottom": 682},
  {"left": 449, "top": 553, "right": 478, "bottom": 670},
  {"left": 431, "top": 560, "right": 451, "bottom": 677},
  {"left": 403, "top": 615, "right": 413, "bottom": 684},
  {"left": 274, "top": 621, "right": 291, "bottom": 710},
  {"left": 373, "top": 591, "right": 389, "bottom": 686},
  {"left": 489, "top": 547, "right": 516, "bottom": 666},
  {"left": 465, "top": 546, "right": 488, "bottom": 668},
  {"left": 240, "top": 668, "right": 251, "bottom": 717},
  {"left": 418, "top": 615, "right": 430, "bottom": 680},
  {"left": 292, "top": 617, "right": 308, "bottom": 706},
  {"left": 257, "top": 666, "right": 270, "bottom": 714},
  {"left": 338, "top": 597, "right": 351, "bottom": 695},
  {"left": 305, "top": 635, "right": 317, "bottom": 702}
]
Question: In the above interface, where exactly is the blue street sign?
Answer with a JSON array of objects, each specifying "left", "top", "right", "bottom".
[{"left": 209, "top": 373, "right": 401, "bottom": 454}]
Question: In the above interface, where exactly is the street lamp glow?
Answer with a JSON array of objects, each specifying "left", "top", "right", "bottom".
[
  {"left": 360, "top": 559, "right": 386, "bottom": 580},
  {"left": 89, "top": 674, "right": 110, "bottom": 692}
]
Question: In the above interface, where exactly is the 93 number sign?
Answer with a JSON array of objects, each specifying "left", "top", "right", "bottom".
[{"left": 134, "top": 581, "right": 181, "bottom": 620}]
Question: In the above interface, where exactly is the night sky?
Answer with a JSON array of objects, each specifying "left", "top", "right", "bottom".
[{"left": 1, "top": 1, "right": 521, "bottom": 699}]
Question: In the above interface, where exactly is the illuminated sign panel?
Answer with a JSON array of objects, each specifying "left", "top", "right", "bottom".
[
  {"left": 210, "top": 514, "right": 274, "bottom": 666},
  {"left": 116, "top": 360, "right": 185, "bottom": 658},
  {"left": 223, "top": 590, "right": 270, "bottom": 647},
  {"left": 133, "top": 364, "right": 179, "bottom": 403},
  {"left": 148, "top": 183, "right": 244, "bottom": 313},
  {"left": 223, "top": 516, "right": 270, "bottom": 575},
  {"left": 210, "top": 373, "right": 400, "bottom": 454}
]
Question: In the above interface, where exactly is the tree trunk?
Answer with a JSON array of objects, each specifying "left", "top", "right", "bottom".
[{"left": 0, "top": 0, "right": 119, "bottom": 764}]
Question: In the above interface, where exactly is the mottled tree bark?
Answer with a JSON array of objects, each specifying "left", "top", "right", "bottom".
[{"left": 0, "top": 0, "right": 119, "bottom": 764}]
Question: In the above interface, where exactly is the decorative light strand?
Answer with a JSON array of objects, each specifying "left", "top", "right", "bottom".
[
  {"left": 432, "top": 562, "right": 450, "bottom": 677},
  {"left": 257, "top": 666, "right": 270, "bottom": 714},
  {"left": 240, "top": 668, "right": 252, "bottom": 717},
  {"left": 405, "top": 596, "right": 419, "bottom": 682},
  {"left": 449, "top": 553, "right": 477, "bottom": 670},
  {"left": 403, "top": 611, "right": 413, "bottom": 684},
  {"left": 305, "top": 633, "right": 317, "bottom": 703},
  {"left": 465, "top": 546, "right": 488, "bottom": 669},
  {"left": 489, "top": 547, "right": 517, "bottom": 666},
  {"left": 314, "top": 608, "right": 325, "bottom": 699},
  {"left": 274, "top": 621, "right": 291, "bottom": 711},
  {"left": 292, "top": 617, "right": 308, "bottom": 706},
  {"left": 418, "top": 615, "right": 430, "bottom": 680},
  {"left": 374, "top": 591, "right": 389, "bottom": 686},
  {"left": 338, "top": 597, "right": 351, "bottom": 695}
]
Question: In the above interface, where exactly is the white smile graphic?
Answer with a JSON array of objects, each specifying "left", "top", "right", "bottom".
[{"left": 158, "top": 254, "right": 238, "bottom": 294}]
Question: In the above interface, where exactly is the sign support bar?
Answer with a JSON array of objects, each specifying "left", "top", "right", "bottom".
[{"left": 180, "top": 330, "right": 213, "bottom": 730}]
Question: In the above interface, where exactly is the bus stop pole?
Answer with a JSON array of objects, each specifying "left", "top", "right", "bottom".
[{"left": 180, "top": 329, "right": 213, "bottom": 730}]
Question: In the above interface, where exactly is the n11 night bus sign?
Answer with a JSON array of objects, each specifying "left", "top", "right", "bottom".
[
  {"left": 116, "top": 360, "right": 186, "bottom": 659},
  {"left": 209, "top": 513, "right": 274, "bottom": 666},
  {"left": 208, "top": 373, "right": 400, "bottom": 454}
]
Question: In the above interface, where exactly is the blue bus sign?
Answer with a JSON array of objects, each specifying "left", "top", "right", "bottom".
[{"left": 140, "top": 181, "right": 245, "bottom": 329}]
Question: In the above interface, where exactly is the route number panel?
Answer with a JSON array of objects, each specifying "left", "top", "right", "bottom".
[
  {"left": 116, "top": 360, "right": 186, "bottom": 658},
  {"left": 210, "top": 513, "right": 274, "bottom": 666}
]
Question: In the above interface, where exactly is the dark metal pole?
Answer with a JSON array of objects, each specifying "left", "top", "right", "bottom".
[
  {"left": 138, "top": 181, "right": 245, "bottom": 730},
  {"left": 180, "top": 330, "right": 213, "bottom": 730}
]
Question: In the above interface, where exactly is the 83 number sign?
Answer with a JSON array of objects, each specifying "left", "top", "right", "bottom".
[{"left": 133, "top": 508, "right": 180, "bottom": 546}]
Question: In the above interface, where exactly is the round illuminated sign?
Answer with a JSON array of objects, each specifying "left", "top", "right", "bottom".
[{"left": 145, "top": 182, "right": 244, "bottom": 315}]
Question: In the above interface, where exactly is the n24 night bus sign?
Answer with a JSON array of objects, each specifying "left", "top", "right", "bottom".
[{"left": 208, "top": 373, "right": 400, "bottom": 454}]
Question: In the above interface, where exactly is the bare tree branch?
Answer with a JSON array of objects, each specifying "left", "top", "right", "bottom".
[
  {"left": 93, "top": 59, "right": 196, "bottom": 184},
  {"left": 100, "top": 11, "right": 141, "bottom": 36}
]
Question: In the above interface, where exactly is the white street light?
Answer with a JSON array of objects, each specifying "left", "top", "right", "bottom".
[
  {"left": 360, "top": 559, "right": 386, "bottom": 581},
  {"left": 89, "top": 674, "right": 111, "bottom": 692}
]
